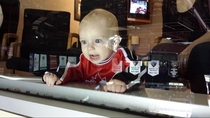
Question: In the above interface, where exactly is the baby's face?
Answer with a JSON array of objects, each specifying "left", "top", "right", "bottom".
[{"left": 79, "top": 22, "right": 114, "bottom": 64}]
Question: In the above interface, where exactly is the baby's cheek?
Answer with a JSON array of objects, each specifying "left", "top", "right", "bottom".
[{"left": 81, "top": 47, "right": 86, "bottom": 53}]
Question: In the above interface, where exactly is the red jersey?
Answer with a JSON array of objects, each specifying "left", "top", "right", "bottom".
[{"left": 60, "top": 47, "right": 136, "bottom": 84}]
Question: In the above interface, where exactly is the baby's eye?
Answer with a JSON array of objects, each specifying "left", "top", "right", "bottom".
[
  {"left": 80, "top": 40, "right": 87, "bottom": 45},
  {"left": 95, "top": 39, "right": 102, "bottom": 43}
]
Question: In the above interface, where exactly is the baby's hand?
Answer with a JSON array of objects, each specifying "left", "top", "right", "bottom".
[
  {"left": 43, "top": 72, "right": 62, "bottom": 86},
  {"left": 103, "top": 79, "right": 126, "bottom": 93}
]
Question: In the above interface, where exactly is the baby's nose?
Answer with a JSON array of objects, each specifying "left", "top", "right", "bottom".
[{"left": 87, "top": 43, "right": 95, "bottom": 50}]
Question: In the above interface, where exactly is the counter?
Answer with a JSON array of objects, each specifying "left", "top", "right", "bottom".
[{"left": 0, "top": 74, "right": 210, "bottom": 117}]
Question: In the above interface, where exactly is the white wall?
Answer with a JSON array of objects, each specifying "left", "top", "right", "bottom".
[{"left": 128, "top": 0, "right": 163, "bottom": 55}]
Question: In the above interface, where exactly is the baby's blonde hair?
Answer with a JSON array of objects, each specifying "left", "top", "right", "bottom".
[{"left": 79, "top": 9, "right": 119, "bottom": 38}]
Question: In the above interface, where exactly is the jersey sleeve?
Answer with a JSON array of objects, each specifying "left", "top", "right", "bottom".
[
  {"left": 113, "top": 46, "right": 139, "bottom": 82},
  {"left": 60, "top": 54, "right": 84, "bottom": 84},
  {"left": 112, "top": 47, "right": 147, "bottom": 90}
]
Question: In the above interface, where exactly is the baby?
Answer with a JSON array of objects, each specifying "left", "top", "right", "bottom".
[{"left": 43, "top": 9, "right": 139, "bottom": 93}]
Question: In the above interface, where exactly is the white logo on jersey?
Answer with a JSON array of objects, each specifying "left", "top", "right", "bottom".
[{"left": 86, "top": 73, "right": 107, "bottom": 83}]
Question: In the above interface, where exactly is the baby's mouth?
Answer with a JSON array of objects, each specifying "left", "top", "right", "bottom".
[{"left": 89, "top": 54, "right": 99, "bottom": 60}]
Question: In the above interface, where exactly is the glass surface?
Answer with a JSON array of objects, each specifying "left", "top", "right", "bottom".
[{"left": 1, "top": 0, "right": 210, "bottom": 117}]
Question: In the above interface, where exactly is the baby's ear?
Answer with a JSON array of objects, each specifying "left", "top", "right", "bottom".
[
  {"left": 109, "top": 35, "right": 122, "bottom": 52},
  {"left": 113, "top": 36, "right": 121, "bottom": 45}
]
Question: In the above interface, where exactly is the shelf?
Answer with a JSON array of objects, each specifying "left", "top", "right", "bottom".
[{"left": 127, "top": 17, "right": 152, "bottom": 25}]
